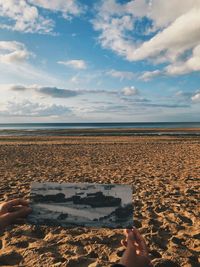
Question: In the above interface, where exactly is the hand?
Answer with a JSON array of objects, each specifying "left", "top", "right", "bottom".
[
  {"left": 120, "top": 227, "right": 152, "bottom": 267},
  {"left": 0, "top": 199, "right": 32, "bottom": 230}
]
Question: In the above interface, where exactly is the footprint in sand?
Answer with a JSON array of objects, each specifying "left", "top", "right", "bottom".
[
  {"left": 151, "top": 258, "right": 180, "bottom": 267},
  {"left": 12, "top": 240, "right": 29, "bottom": 249},
  {"left": 177, "top": 214, "right": 193, "bottom": 225},
  {"left": 30, "top": 226, "right": 46, "bottom": 239},
  {"left": 171, "top": 236, "right": 185, "bottom": 246},
  {"left": 67, "top": 256, "right": 93, "bottom": 267},
  {"left": 0, "top": 251, "right": 23, "bottom": 266}
]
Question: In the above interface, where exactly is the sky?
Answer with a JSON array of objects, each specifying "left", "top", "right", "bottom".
[{"left": 0, "top": 0, "right": 200, "bottom": 123}]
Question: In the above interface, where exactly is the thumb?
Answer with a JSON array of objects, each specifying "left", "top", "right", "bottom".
[{"left": 126, "top": 230, "right": 137, "bottom": 254}]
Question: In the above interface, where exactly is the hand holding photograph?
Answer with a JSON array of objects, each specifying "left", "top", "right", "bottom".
[{"left": 28, "top": 182, "right": 133, "bottom": 228}]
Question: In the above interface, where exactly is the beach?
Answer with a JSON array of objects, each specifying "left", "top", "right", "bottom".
[{"left": 0, "top": 133, "right": 199, "bottom": 266}]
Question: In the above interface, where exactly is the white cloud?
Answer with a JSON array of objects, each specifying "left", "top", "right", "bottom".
[
  {"left": 125, "top": 0, "right": 200, "bottom": 29},
  {"left": 191, "top": 93, "right": 200, "bottom": 103},
  {"left": 0, "top": 0, "right": 54, "bottom": 34},
  {"left": 121, "top": 86, "right": 138, "bottom": 96},
  {"left": 58, "top": 59, "right": 87, "bottom": 69},
  {"left": 129, "top": 8, "right": 200, "bottom": 62},
  {"left": 0, "top": 0, "right": 83, "bottom": 34},
  {"left": 29, "top": 0, "right": 84, "bottom": 19},
  {"left": 0, "top": 99, "right": 71, "bottom": 117},
  {"left": 107, "top": 69, "right": 135, "bottom": 80},
  {"left": 166, "top": 45, "right": 200, "bottom": 75},
  {"left": 0, "top": 41, "right": 32, "bottom": 63},
  {"left": 93, "top": 0, "right": 200, "bottom": 75},
  {"left": 139, "top": 70, "right": 161, "bottom": 81},
  {"left": 93, "top": 12, "right": 134, "bottom": 60}
]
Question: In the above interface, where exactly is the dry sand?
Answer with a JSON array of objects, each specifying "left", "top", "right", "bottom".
[{"left": 0, "top": 135, "right": 199, "bottom": 267}]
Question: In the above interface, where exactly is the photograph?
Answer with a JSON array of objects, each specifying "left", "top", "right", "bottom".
[{"left": 28, "top": 182, "right": 133, "bottom": 228}]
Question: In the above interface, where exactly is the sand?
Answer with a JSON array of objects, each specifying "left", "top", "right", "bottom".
[{"left": 0, "top": 135, "right": 199, "bottom": 267}]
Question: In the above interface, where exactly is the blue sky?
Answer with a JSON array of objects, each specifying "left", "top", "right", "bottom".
[{"left": 0, "top": 0, "right": 200, "bottom": 122}]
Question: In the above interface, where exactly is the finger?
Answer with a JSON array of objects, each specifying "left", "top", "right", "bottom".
[
  {"left": 132, "top": 228, "right": 149, "bottom": 256},
  {"left": 0, "top": 199, "right": 29, "bottom": 213},
  {"left": 5, "top": 199, "right": 29, "bottom": 208},
  {"left": 123, "top": 228, "right": 132, "bottom": 237},
  {"left": 126, "top": 230, "right": 137, "bottom": 254},
  {"left": 5, "top": 206, "right": 32, "bottom": 223},
  {"left": 121, "top": 239, "right": 127, "bottom": 247},
  {"left": 8, "top": 206, "right": 28, "bottom": 212},
  {"left": 122, "top": 237, "right": 139, "bottom": 247},
  {"left": 124, "top": 228, "right": 140, "bottom": 244}
]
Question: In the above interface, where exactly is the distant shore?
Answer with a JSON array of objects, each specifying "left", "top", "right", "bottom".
[{"left": 0, "top": 127, "right": 200, "bottom": 137}]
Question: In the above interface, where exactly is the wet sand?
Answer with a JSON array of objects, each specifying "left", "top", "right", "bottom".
[
  {"left": 0, "top": 134, "right": 199, "bottom": 266},
  {"left": 0, "top": 127, "right": 200, "bottom": 137}
]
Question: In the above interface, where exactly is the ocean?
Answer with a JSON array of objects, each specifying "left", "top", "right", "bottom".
[{"left": 0, "top": 122, "right": 200, "bottom": 136}]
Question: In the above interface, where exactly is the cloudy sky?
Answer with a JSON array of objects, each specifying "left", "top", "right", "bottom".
[{"left": 0, "top": 0, "right": 200, "bottom": 123}]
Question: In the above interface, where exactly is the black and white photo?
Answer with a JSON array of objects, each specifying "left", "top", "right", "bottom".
[{"left": 28, "top": 182, "right": 133, "bottom": 228}]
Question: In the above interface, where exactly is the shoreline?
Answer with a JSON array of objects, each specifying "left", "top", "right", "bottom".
[{"left": 0, "top": 127, "right": 200, "bottom": 137}]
